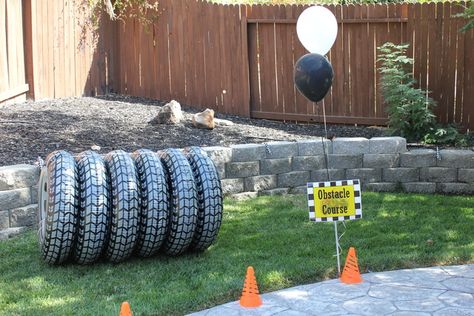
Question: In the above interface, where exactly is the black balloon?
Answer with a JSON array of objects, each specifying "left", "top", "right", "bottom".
[{"left": 294, "top": 53, "right": 334, "bottom": 103}]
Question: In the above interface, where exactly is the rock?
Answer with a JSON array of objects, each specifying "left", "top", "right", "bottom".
[
  {"left": 149, "top": 100, "right": 183, "bottom": 125},
  {"left": 91, "top": 145, "right": 101, "bottom": 151},
  {"left": 214, "top": 118, "right": 234, "bottom": 126},
  {"left": 193, "top": 108, "right": 215, "bottom": 129}
]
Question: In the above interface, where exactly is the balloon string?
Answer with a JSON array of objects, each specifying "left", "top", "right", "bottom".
[
  {"left": 319, "top": 102, "right": 330, "bottom": 181},
  {"left": 318, "top": 101, "right": 346, "bottom": 265}
]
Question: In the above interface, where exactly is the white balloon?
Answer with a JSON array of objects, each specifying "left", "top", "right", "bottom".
[{"left": 296, "top": 6, "right": 338, "bottom": 56}]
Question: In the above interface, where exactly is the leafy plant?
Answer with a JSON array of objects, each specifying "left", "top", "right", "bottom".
[
  {"left": 456, "top": 1, "right": 474, "bottom": 32},
  {"left": 377, "top": 42, "right": 436, "bottom": 142},
  {"left": 423, "top": 125, "right": 471, "bottom": 147},
  {"left": 80, "top": 0, "right": 160, "bottom": 29}
]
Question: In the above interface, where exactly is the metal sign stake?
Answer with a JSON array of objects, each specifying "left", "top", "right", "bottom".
[{"left": 334, "top": 221, "right": 341, "bottom": 275}]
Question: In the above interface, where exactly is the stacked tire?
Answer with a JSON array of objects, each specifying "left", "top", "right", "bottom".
[{"left": 37, "top": 147, "right": 223, "bottom": 265}]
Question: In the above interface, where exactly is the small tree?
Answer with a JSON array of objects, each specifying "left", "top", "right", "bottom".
[{"left": 377, "top": 42, "right": 436, "bottom": 142}]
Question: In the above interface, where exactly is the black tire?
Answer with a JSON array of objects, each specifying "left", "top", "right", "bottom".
[
  {"left": 104, "top": 150, "right": 140, "bottom": 263},
  {"left": 184, "top": 147, "right": 223, "bottom": 251},
  {"left": 132, "top": 149, "right": 170, "bottom": 257},
  {"left": 159, "top": 149, "right": 198, "bottom": 255},
  {"left": 73, "top": 151, "right": 110, "bottom": 264},
  {"left": 38, "top": 151, "right": 78, "bottom": 264}
]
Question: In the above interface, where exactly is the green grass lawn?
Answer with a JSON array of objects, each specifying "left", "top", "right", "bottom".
[{"left": 1, "top": 192, "right": 473, "bottom": 315}]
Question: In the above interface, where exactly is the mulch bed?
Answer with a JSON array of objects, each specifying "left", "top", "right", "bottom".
[{"left": 0, "top": 94, "right": 386, "bottom": 166}]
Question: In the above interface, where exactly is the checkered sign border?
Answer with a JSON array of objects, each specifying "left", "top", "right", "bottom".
[{"left": 307, "top": 179, "right": 362, "bottom": 222}]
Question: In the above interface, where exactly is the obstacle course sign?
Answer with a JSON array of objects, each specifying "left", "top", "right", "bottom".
[{"left": 307, "top": 180, "right": 362, "bottom": 222}]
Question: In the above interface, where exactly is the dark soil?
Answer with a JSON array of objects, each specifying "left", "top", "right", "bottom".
[{"left": 0, "top": 94, "right": 387, "bottom": 166}]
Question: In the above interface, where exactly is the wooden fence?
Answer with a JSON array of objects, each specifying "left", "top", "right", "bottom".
[
  {"left": 0, "top": 0, "right": 28, "bottom": 105},
  {"left": 115, "top": 1, "right": 250, "bottom": 116},
  {"left": 2, "top": 1, "right": 474, "bottom": 129},
  {"left": 21, "top": 0, "right": 117, "bottom": 100},
  {"left": 115, "top": 0, "right": 474, "bottom": 128},
  {"left": 247, "top": 4, "right": 410, "bottom": 125}
]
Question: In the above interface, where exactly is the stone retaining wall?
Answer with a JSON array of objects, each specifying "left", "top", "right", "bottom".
[
  {"left": 0, "top": 137, "right": 473, "bottom": 236},
  {"left": 203, "top": 137, "right": 474, "bottom": 198},
  {"left": 0, "top": 165, "right": 39, "bottom": 238}
]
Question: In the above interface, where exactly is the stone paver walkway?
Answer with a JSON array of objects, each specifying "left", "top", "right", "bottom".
[{"left": 189, "top": 264, "right": 474, "bottom": 316}]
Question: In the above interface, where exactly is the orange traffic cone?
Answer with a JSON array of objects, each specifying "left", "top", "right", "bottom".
[
  {"left": 119, "top": 301, "right": 132, "bottom": 316},
  {"left": 239, "top": 266, "right": 263, "bottom": 308},
  {"left": 340, "top": 247, "right": 363, "bottom": 284}
]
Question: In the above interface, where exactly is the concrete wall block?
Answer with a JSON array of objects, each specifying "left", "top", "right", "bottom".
[
  {"left": 213, "top": 162, "right": 226, "bottom": 179},
  {"left": 437, "top": 183, "right": 474, "bottom": 195},
  {"left": 226, "top": 161, "right": 259, "bottom": 178},
  {"left": 400, "top": 149, "right": 437, "bottom": 167},
  {"left": 0, "top": 188, "right": 32, "bottom": 210},
  {"left": 328, "top": 154, "right": 363, "bottom": 169},
  {"left": 202, "top": 146, "right": 232, "bottom": 178},
  {"left": 202, "top": 146, "right": 232, "bottom": 164},
  {"left": 265, "top": 141, "right": 298, "bottom": 159},
  {"left": 277, "top": 171, "right": 310, "bottom": 188},
  {"left": 363, "top": 154, "right": 400, "bottom": 168},
  {"left": 292, "top": 156, "right": 326, "bottom": 171},
  {"left": 31, "top": 185, "right": 39, "bottom": 204},
  {"left": 437, "top": 150, "right": 474, "bottom": 168},
  {"left": 346, "top": 168, "right": 382, "bottom": 183},
  {"left": 230, "top": 144, "right": 266, "bottom": 162},
  {"left": 458, "top": 169, "right": 474, "bottom": 183},
  {"left": 258, "top": 188, "right": 289, "bottom": 196},
  {"left": 0, "top": 164, "right": 39, "bottom": 191},
  {"left": 366, "top": 182, "right": 400, "bottom": 192},
  {"left": 383, "top": 168, "right": 419, "bottom": 182},
  {"left": 244, "top": 175, "right": 277, "bottom": 192},
  {"left": 310, "top": 169, "right": 346, "bottom": 182},
  {"left": 0, "top": 210, "right": 9, "bottom": 229},
  {"left": 401, "top": 182, "right": 437, "bottom": 194},
  {"left": 10, "top": 204, "right": 37, "bottom": 227},
  {"left": 297, "top": 138, "right": 332, "bottom": 156},
  {"left": 420, "top": 167, "right": 457, "bottom": 183},
  {"left": 289, "top": 186, "right": 307, "bottom": 195},
  {"left": 260, "top": 158, "right": 292, "bottom": 175},
  {"left": 221, "top": 178, "right": 244, "bottom": 195},
  {"left": 332, "top": 137, "right": 369, "bottom": 154},
  {"left": 369, "top": 137, "right": 407, "bottom": 154}
]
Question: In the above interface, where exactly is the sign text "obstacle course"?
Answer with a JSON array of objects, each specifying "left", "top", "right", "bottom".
[{"left": 307, "top": 180, "right": 362, "bottom": 222}]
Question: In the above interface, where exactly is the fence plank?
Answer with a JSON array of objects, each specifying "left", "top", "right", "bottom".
[
  {"left": 292, "top": 5, "right": 311, "bottom": 119},
  {"left": 451, "top": 3, "right": 464, "bottom": 126},
  {"left": 366, "top": 4, "right": 377, "bottom": 118},
  {"left": 443, "top": 2, "right": 457, "bottom": 124},
  {"left": 462, "top": 26, "right": 474, "bottom": 129},
  {"left": 6, "top": 1, "right": 19, "bottom": 90},
  {"left": 63, "top": 0, "right": 72, "bottom": 96},
  {"left": 278, "top": 5, "right": 294, "bottom": 116},
  {"left": 332, "top": 5, "right": 344, "bottom": 120},
  {"left": 0, "top": 0, "right": 8, "bottom": 92}
]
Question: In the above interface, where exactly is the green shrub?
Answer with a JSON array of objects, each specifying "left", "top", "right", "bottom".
[
  {"left": 423, "top": 125, "right": 471, "bottom": 147},
  {"left": 377, "top": 42, "right": 436, "bottom": 142}
]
